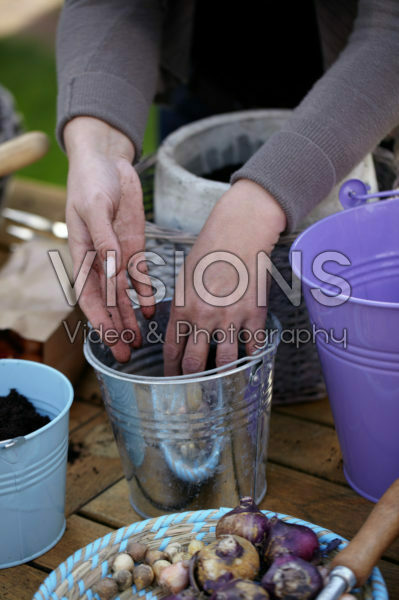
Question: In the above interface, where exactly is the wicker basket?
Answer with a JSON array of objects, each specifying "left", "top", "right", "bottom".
[
  {"left": 138, "top": 154, "right": 325, "bottom": 405},
  {"left": 34, "top": 508, "right": 387, "bottom": 600},
  {"left": 138, "top": 147, "right": 398, "bottom": 404}
]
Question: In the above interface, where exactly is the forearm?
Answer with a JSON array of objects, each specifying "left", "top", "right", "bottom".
[
  {"left": 232, "top": 0, "right": 399, "bottom": 231},
  {"left": 64, "top": 117, "right": 135, "bottom": 163},
  {"left": 56, "top": 0, "right": 163, "bottom": 159}
]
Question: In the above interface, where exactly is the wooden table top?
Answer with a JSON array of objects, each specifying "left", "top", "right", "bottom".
[
  {"left": 0, "top": 366, "right": 398, "bottom": 599},
  {"left": 0, "top": 180, "right": 398, "bottom": 597}
]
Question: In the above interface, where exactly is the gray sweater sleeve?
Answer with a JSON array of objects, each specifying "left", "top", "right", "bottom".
[
  {"left": 231, "top": 0, "right": 399, "bottom": 231},
  {"left": 56, "top": 0, "right": 163, "bottom": 158}
]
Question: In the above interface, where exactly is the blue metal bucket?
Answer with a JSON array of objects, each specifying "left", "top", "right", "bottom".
[{"left": 0, "top": 359, "right": 73, "bottom": 568}]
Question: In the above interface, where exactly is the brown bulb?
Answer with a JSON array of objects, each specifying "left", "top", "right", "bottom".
[
  {"left": 145, "top": 549, "right": 166, "bottom": 565},
  {"left": 126, "top": 540, "right": 148, "bottom": 562},
  {"left": 133, "top": 563, "right": 154, "bottom": 591},
  {"left": 114, "top": 569, "right": 133, "bottom": 591},
  {"left": 93, "top": 578, "right": 118, "bottom": 600}
]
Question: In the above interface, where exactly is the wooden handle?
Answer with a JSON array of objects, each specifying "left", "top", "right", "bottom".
[
  {"left": 331, "top": 478, "right": 399, "bottom": 586},
  {"left": 0, "top": 131, "right": 49, "bottom": 177}
]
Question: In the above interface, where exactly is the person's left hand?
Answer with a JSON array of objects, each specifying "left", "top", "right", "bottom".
[{"left": 163, "top": 179, "right": 287, "bottom": 375}]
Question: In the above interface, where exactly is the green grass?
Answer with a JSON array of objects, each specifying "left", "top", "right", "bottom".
[
  {"left": 143, "top": 104, "right": 159, "bottom": 160},
  {"left": 0, "top": 36, "right": 158, "bottom": 186}
]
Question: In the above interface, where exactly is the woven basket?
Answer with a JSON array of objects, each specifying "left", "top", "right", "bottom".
[
  {"left": 138, "top": 154, "right": 325, "bottom": 405},
  {"left": 138, "top": 148, "right": 398, "bottom": 404},
  {"left": 34, "top": 509, "right": 388, "bottom": 600}
]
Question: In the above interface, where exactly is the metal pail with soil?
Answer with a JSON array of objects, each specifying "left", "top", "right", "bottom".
[
  {"left": 84, "top": 300, "right": 281, "bottom": 517},
  {"left": 0, "top": 359, "right": 73, "bottom": 568}
]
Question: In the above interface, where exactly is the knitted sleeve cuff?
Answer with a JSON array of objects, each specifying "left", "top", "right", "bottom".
[
  {"left": 230, "top": 130, "right": 337, "bottom": 232},
  {"left": 56, "top": 71, "right": 150, "bottom": 161}
]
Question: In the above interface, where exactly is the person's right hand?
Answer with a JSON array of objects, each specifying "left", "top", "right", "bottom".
[{"left": 64, "top": 116, "right": 154, "bottom": 362}]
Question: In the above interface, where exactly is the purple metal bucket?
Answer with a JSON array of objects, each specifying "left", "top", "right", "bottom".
[{"left": 290, "top": 195, "right": 399, "bottom": 502}]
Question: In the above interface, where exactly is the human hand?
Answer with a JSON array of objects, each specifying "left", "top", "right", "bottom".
[
  {"left": 163, "top": 179, "right": 286, "bottom": 375},
  {"left": 64, "top": 117, "right": 154, "bottom": 362}
]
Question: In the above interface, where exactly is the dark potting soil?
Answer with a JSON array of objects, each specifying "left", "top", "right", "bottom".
[
  {"left": 0, "top": 388, "right": 50, "bottom": 441},
  {"left": 201, "top": 162, "right": 243, "bottom": 183}
]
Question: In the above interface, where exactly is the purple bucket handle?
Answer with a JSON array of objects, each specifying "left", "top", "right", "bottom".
[{"left": 339, "top": 178, "right": 399, "bottom": 209}]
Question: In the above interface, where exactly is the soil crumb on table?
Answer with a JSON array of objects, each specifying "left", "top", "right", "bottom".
[
  {"left": 68, "top": 441, "right": 84, "bottom": 464},
  {"left": 0, "top": 388, "right": 50, "bottom": 441}
]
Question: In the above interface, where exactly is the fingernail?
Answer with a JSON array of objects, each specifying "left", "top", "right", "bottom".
[{"left": 105, "top": 255, "right": 116, "bottom": 278}]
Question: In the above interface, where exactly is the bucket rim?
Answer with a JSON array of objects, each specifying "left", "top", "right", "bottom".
[
  {"left": 0, "top": 359, "right": 74, "bottom": 446},
  {"left": 84, "top": 313, "right": 281, "bottom": 385},
  {"left": 290, "top": 196, "right": 399, "bottom": 309}
]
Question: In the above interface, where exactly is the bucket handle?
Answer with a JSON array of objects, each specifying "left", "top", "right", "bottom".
[
  {"left": 0, "top": 436, "right": 26, "bottom": 450},
  {"left": 249, "top": 359, "right": 264, "bottom": 387},
  {"left": 339, "top": 178, "right": 399, "bottom": 210}
]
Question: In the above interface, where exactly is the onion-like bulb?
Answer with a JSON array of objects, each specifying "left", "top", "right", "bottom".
[
  {"left": 216, "top": 497, "right": 270, "bottom": 551},
  {"left": 261, "top": 554, "right": 323, "bottom": 599},
  {"left": 264, "top": 518, "right": 320, "bottom": 564},
  {"left": 205, "top": 573, "right": 270, "bottom": 599},
  {"left": 196, "top": 534, "right": 260, "bottom": 593}
]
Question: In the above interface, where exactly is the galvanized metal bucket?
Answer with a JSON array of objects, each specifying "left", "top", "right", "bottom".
[{"left": 84, "top": 300, "right": 281, "bottom": 517}]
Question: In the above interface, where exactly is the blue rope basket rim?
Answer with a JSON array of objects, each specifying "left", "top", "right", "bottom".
[{"left": 34, "top": 508, "right": 388, "bottom": 600}]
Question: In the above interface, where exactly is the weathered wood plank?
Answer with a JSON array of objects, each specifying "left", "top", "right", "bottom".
[
  {"left": 69, "top": 400, "right": 102, "bottom": 433},
  {"left": 33, "top": 515, "right": 112, "bottom": 572},
  {"left": 81, "top": 462, "right": 399, "bottom": 564},
  {"left": 273, "top": 396, "right": 335, "bottom": 427},
  {"left": 0, "top": 564, "right": 46, "bottom": 600},
  {"left": 80, "top": 478, "right": 141, "bottom": 528},
  {"left": 268, "top": 412, "right": 345, "bottom": 485},
  {"left": 66, "top": 413, "right": 123, "bottom": 516},
  {"left": 75, "top": 367, "right": 103, "bottom": 406},
  {"left": 262, "top": 463, "right": 399, "bottom": 564}
]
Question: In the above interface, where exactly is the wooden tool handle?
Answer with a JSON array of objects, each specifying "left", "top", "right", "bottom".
[
  {"left": 0, "top": 131, "right": 49, "bottom": 177},
  {"left": 331, "top": 478, "right": 399, "bottom": 586}
]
